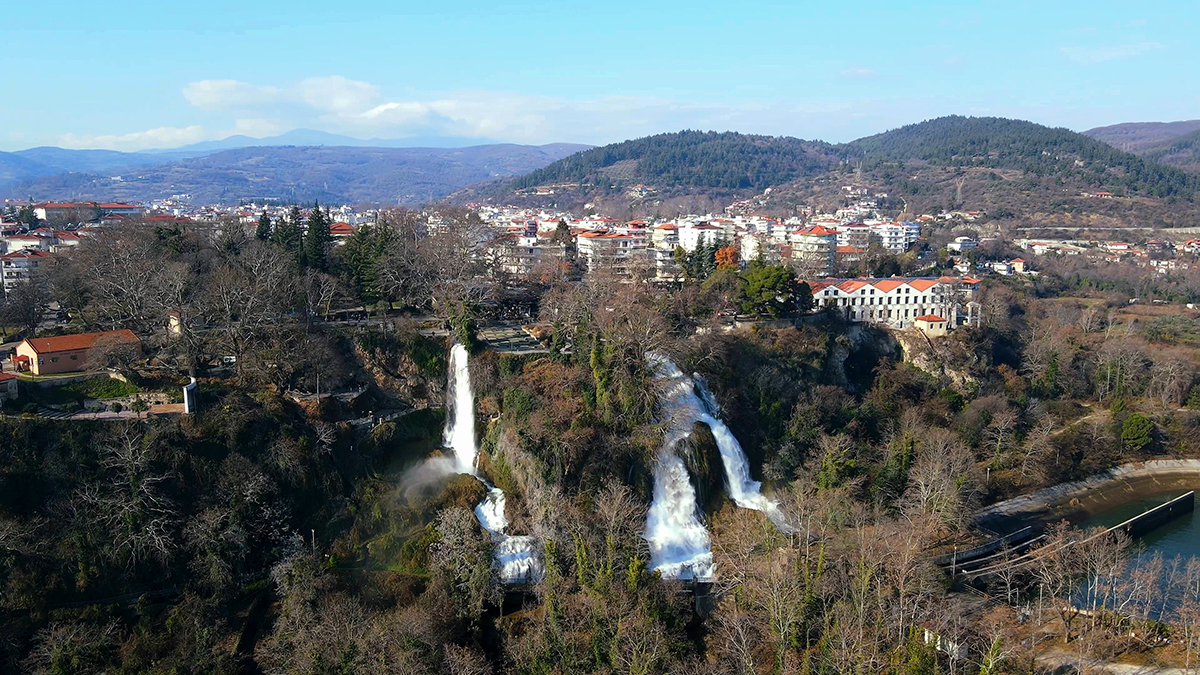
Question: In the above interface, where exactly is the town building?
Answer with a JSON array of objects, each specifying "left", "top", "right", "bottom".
[
  {"left": 789, "top": 225, "right": 838, "bottom": 276},
  {"left": 807, "top": 277, "right": 980, "bottom": 330},
  {"left": 2, "top": 249, "right": 50, "bottom": 293},
  {"left": 913, "top": 315, "right": 949, "bottom": 337},
  {"left": 0, "top": 372, "right": 17, "bottom": 403},
  {"left": 13, "top": 330, "right": 142, "bottom": 376}
]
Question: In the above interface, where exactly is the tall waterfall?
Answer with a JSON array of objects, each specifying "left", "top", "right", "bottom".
[
  {"left": 644, "top": 355, "right": 715, "bottom": 580},
  {"left": 643, "top": 357, "right": 788, "bottom": 577},
  {"left": 443, "top": 343, "right": 543, "bottom": 584},
  {"left": 444, "top": 344, "right": 480, "bottom": 474}
]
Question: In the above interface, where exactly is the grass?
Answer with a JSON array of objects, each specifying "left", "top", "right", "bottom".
[{"left": 28, "top": 377, "right": 141, "bottom": 406}]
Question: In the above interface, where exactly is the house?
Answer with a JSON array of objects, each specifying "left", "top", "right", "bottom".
[
  {"left": 947, "top": 236, "right": 978, "bottom": 253},
  {"left": 330, "top": 222, "right": 355, "bottom": 241},
  {"left": 14, "top": 330, "right": 141, "bottom": 376},
  {"left": 0, "top": 372, "right": 17, "bottom": 403},
  {"left": 913, "top": 315, "right": 949, "bottom": 337},
  {"left": 34, "top": 201, "right": 143, "bottom": 222},
  {"left": 1010, "top": 258, "right": 1026, "bottom": 273}
]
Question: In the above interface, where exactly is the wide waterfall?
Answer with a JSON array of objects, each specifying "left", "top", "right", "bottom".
[
  {"left": 642, "top": 356, "right": 788, "bottom": 579},
  {"left": 443, "top": 343, "right": 543, "bottom": 584},
  {"left": 644, "top": 355, "right": 715, "bottom": 580}
]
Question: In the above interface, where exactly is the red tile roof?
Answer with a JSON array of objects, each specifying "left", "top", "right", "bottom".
[
  {"left": 0, "top": 372, "right": 17, "bottom": 382},
  {"left": 915, "top": 315, "right": 947, "bottom": 322},
  {"left": 21, "top": 329, "right": 140, "bottom": 355}
]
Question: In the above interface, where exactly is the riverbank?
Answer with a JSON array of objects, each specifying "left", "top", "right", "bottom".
[{"left": 975, "top": 460, "right": 1200, "bottom": 536}]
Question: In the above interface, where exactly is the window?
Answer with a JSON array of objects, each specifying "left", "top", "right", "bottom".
[
  {"left": 50, "top": 357, "right": 59, "bottom": 363},
  {"left": 70, "top": 355, "right": 78, "bottom": 361}
]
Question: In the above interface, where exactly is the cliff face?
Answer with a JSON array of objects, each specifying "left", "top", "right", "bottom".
[
  {"left": 825, "top": 324, "right": 901, "bottom": 392},
  {"left": 894, "top": 328, "right": 981, "bottom": 389}
]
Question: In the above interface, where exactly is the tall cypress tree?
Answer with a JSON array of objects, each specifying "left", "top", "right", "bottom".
[
  {"left": 255, "top": 211, "right": 272, "bottom": 241},
  {"left": 303, "top": 201, "right": 331, "bottom": 271}
]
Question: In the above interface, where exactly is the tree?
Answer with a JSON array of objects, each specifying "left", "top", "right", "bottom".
[
  {"left": 303, "top": 201, "right": 331, "bottom": 271},
  {"left": 16, "top": 205, "right": 40, "bottom": 227},
  {"left": 715, "top": 245, "right": 738, "bottom": 270},
  {"left": 255, "top": 211, "right": 273, "bottom": 241},
  {"left": 0, "top": 277, "right": 48, "bottom": 336},
  {"left": 741, "top": 263, "right": 800, "bottom": 318},
  {"left": 1121, "top": 413, "right": 1153, "bottom": 452},
  {"left": 273, "top": 206, "right": 303, "bottom": 254}
]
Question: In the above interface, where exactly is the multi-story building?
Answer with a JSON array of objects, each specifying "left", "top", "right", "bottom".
[
  {"left": 678, "top": 223, "right": 724, "bottom": 252},
  {"left": 577, "top": 230, "right": 640, "bottom": 275},
  {"left": 2, "top": 249, "right": 49, "bottom": 293},
  {"left": 807, "top": 276, "right": 981, "bottom": 329},
  {"left": 869, "top": 222, "right": 920, "bottom": 253},
  {"left": 789, "top": 225, "right": 838, "bottom": 276}
]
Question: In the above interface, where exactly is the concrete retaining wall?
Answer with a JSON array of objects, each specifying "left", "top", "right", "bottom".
[{"left": 975, "top": 459, "right": 1200, "bottom": 534}]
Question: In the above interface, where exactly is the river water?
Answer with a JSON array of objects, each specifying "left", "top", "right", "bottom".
[{"left": 1080, "top": 490, "right": 1200, "bottom": 561}]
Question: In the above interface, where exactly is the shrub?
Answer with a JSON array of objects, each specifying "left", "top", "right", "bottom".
[{"left": 1121, "top": 413, "right": 1153, "bottom": 452}]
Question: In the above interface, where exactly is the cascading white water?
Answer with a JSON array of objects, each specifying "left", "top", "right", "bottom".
[
  {"left": 444, "top": 343, "right": 479, "bottom": 474},
  {"left": 444, "top": 343, "right": 543, "bottom": 584},
  {"left": 643, "top": 356, "right": 789, "bottom": 575},
  {"left": 692, "top": 375, "right": 789, "bottom": 530},
  {"left": 644, "top": 355, "right": 715, "bottom": 580}
]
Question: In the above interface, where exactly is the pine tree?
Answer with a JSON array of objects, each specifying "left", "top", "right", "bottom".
[
  {"left": 255, "top": 211, "right": 272, "bottom": 241},
  {"left": 303, "top": 201, "right": 331, "bottom": 271}
]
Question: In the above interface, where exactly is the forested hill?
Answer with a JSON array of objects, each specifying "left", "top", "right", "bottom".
[
  {"left": 513, "top": 130, "right": 839, "bottom": 191},
  {"left": 846, "top": 116, "right": 1199, "bottom": 198}
]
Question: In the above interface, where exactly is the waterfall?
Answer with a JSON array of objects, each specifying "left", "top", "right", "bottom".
[
  {"left": 644, "top": 355, "right": 715, "bottom": 580},
  {"left": 643, "top": 356, "right": 789, "bottom": 575},
  {"left": 443, "top": 343, "right": 543, "bottom": 584},
  {"left": 692, "top": 375, "right": 789, "bottom": 531},
  {"left": 444, "top": 343, "right": 479, "bottom": 474}
]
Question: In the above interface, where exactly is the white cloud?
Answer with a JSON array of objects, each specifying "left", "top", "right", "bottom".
[
  {"left": 840, "top": 67, "right": 878, "bottom": 79},
  {"left": 183, "top": 80, "right": 282, "bottom": 109},
  {"left": 58, "top": 125, "right": 209, "bottom": 151},
  {"left": 178, "top": 77, "right": 857, "bottom": 144},
  {"left": 1061, "top": 41, "right": 1165, "bottom": 65}
]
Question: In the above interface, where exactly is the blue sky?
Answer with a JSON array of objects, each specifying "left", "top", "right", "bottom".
[{"left": 3, "top": 0, "right": 1197, "bottom": 151}]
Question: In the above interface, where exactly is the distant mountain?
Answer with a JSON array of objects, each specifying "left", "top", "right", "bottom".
[
  {"left": 7, "top": 143, "right": 592, "bottom": 205},
  {"left": 1083, "top": 120, "right": 1200, "bottom": 153},
  {"left": 0, "top": 147, "right": 206, "bottom": 192},
  {"left": 159, "top": 129, "right": 505, "bottom": 154},
  {"left": 1140, "top": 129, "right": 1200, "bottom": 172}
]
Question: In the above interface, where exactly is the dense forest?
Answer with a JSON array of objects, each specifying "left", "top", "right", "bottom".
[
  {"left": 513, "top": 130, "right": 839, "bottom": 191},
  {"left": 847, "top": 116, "right": 1200, "bottom": 198},
  {"left": 4, "top": 210, "right": 1200, "bottom": 672}
]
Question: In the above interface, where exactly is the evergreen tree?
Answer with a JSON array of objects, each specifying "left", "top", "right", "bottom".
[
  {"left": 255, "top": 211, "right": 272, "bottom": 241},
  {"left": 273, "top": 206, "right": 303, "bottom": 254},
  {"left": 303, "top": 201, "right": 331, "bottom": 271}
]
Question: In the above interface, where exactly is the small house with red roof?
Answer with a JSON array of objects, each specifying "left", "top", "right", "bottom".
[{"left": 14, "top": 330, "right": 141, "bottom": 376}]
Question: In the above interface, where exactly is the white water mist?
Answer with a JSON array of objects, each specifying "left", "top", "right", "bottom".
[{"left": 443, "top": 343, "right": 543, "bottom": 584}]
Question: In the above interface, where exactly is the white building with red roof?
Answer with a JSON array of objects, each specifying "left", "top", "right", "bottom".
[{"left": 806, "top": 276, "right": 979, "bottom": 329}]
